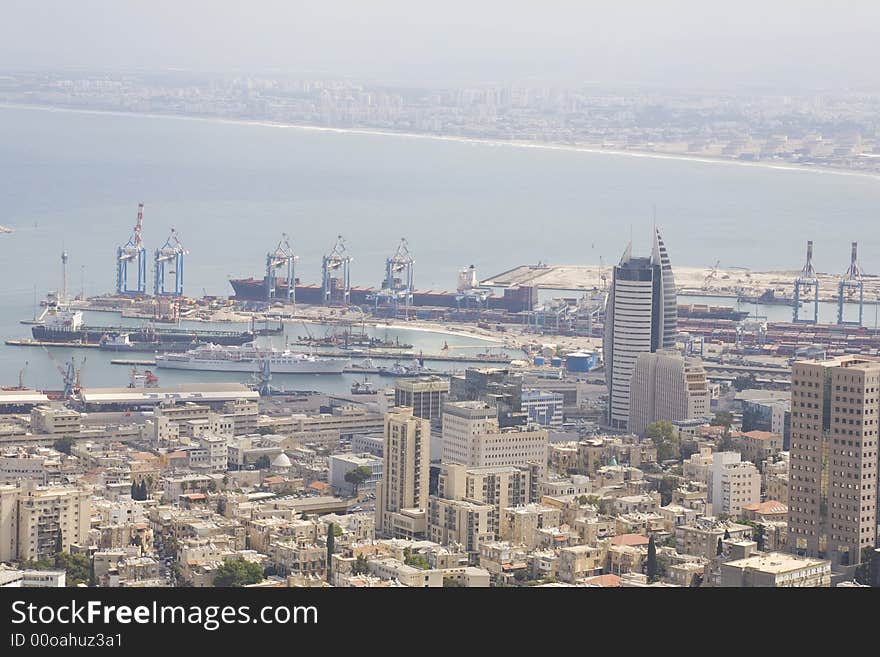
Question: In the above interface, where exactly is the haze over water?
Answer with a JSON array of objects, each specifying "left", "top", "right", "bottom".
[{"left": 2, "top": 105, "right": 880, "bottom": 387}]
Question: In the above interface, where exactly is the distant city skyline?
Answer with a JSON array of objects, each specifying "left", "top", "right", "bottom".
[{"left": 2, "top": 2, "right": 880, "bottom": 90}]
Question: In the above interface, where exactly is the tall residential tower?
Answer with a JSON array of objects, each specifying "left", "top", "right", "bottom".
[{"left": 603, "top": 228, "right": 678, "bottom": 431}]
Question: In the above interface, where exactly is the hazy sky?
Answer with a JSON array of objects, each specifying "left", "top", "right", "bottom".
[{"left": 3, "top": 1, "right": 879, "bottom": 88}]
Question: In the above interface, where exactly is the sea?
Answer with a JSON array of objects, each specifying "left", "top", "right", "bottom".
[{"left": 2, "top": 104, "right": 880, "bottom": 390}]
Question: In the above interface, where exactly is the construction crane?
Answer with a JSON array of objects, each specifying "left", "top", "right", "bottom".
[
  {"left": 702, "top": 260, "right": 721, "bottom": 290},
  {"left": 793, "top": 240, "right": 819, "bottom": 324},
  {"left": 838, "top": 241, "right": 864, "bottom": 326},
  {"left": 43, "top": 347, "right": 86, "bottom": 399},
  {"left": 322, "top": 235, "right": 352, "bottom": 305},
  {"left": 154, "top": 228, "right": 188, "bottom": 297},
  {"left": 376, "top": 238, "right": 414, "bottom": 314},
  {"left": 116, "top": 203, "right": 147, "bottom": 295},
  {"left": 265, "top": 233, "right": 298, "bottom": 303}
]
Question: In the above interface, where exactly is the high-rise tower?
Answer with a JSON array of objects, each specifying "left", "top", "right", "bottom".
[{"left": 603, "top": 227, "right": 678, "bottom": 431}]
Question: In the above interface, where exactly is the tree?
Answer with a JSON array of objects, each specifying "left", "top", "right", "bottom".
[
  {"left": 646, "top": 535, "right": 658, "bottom": 582},
  {"left": 646, "top": 421, "right": 680, "bottom": 462},
  {"left": 711, "top": 411, "right": 734, "bottom": 428},
  {"left": 53, "top": 436, "right": 74, "bottom": 455},
  {"left": 403, "top": 548, "right": 430, "bottom": 570},
  {"left": 754, "top": 523, "right": 765, "bottom": 551},
  {"left": 344, "top": 465, "right": 373, "bottom": 497},
  {"left": 217, "top": 497, "right": 227, "bottom": 516},
  {"left": 352, "top": 554, "right": 369, "bottom": 575},
  {"left": 716, "top": 537, "right": 724, "bottom": 556},
  {"left": 326, "top": 523, "right": 335, "bottom": 582},
  {"left": 723, "top": 529, "right": 731, "bottom": 540},
  {"left": 54, "top": 552, "right": 91, "bottom": 586},
  {"left": 254, "top": 455, "right": 271, "bottom": 470},
  {"left": 256, "top": 426, "right": 274, "bottom": 435},
  {"left": 658, "top": 476, "right": 677, "bottom": 506},
  {"left": 689, "top": 573, "right": 703, "bottom": 588},
  {"left": 212, "top": 559, "right": 264, "bottom": 587}
]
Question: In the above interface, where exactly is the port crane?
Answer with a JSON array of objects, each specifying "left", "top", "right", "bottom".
[
  {"left": 266, "top": 233, "right": 297, "bottom": 303},
  {"left": 703, "top": 260, "right": 721, "bottom": 290},
  {"left": 793, "top": 240, "right": 819, "bottom": 324},
  {"left": 838, "top": 241, "right": 864, "bottom": 326},
  {"left": 376, "top": 238, "right": 414, "bottom": 314},
  {"left": 116, "top": 203, "right": 147, "bottom": 296},
  {"left": 154, "top": 229, "right": 188, "bottom": 297},
  {"left": 42, "top": 347, "right": 86, "bottom": 399},
  {"left": 322, "top": 235, "right": 352, "bottom": 305}
]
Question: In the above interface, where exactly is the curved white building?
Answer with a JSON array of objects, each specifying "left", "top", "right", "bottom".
[{"left": 603, "top": 228, "right": 677, "bottom": 431}]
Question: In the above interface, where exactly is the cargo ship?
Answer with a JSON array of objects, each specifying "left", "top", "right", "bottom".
[
  {"left": 228, "top": 277, "right": 538, "bottom": 313},
  {"left": 676, "top": 304, "right": 750, "bottom": 321},
  {"left": 32, "top": 305, "right": 277, "bottom": 346},
  {"left": 155, "top": 342, "right": 347, "bottom": 374}
]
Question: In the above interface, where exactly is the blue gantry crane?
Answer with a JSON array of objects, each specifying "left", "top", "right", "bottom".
[
  {"left": 154, "top": 228, "right": 188, "bottom": 297},
  {"left": 116, "top": 203, "right": 147, "bottom": 296}
]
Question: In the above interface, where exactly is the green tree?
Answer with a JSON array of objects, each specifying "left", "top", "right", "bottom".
[
  {"left": 54, "top": 552, "right": 91, "bottom": 586},
  {"left": 256, "top": 426, "right": 275, "bottom": 435},
  {"left": 217, "top": 497, "right": 227, "bottom": 516},
  {"left": 326, "top": 523, "right": 335, "bottom": 582},
  {"left": 403, "top": 548, "right": 430, "bottom": 570},
  {"left": 711, "top": 411, "right": 734, "bottom": 428},
  {"left": 53, "top": 436, "right": 74, "bottom": 455},
  {"left": 658, "top": 476, "right": 677, "bottom": 506},
  {"left": 646, "top": 421, "right": 680, "bottom": 462},
  {"left": 753, "top": 523, "right": 765, "bottom": 551},
  {"left": 212, "top": 559, "right": 264, "bottom": 587},
  {"left": 716, "top": 537, "right": 724, "bottom": 556},
  {"left": 344, "top": 465, "right": 373, "bottom": 497},
  {"left": 352, "top": 554, "right": 370, "bottom": 575},
  {"left": 723, "top": 529, "right": 731, "bottom": 540},
  {"left": 254, "top": 455, "right": 271, "bottom": 470},
  {"left": 646, "top": 535, "right": 658, "bottom": 582}
]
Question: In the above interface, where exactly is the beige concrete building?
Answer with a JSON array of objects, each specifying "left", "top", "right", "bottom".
[
  {"left": 395, "top": 377, "right": 449, "bottom": 421},
  {"left": 367, "top": 557, "right": 444, "bottom": 587},
  {"left": 500, "top": 504, "right": 562, "bottom": 549},
  {"left": 734, "top": 430, "right": 784, "bottom": 466},
  {"left": 442, "top": 401, "right": 548, "bottom": 476},
  {"left": 788, "top": 356, "right": 880, "bottom": 567},
  {"left": 376, "top": 408, "right": 431, "bottom": 539},
  {"left": 437, "top": 463, "right": 534, "bottom": 537},
  {"left": 0, "top": 482, "right": 91, "bottom": 562},
  {"left": 720, "top": 552, "right": 831, "bottom": 587},
  {"left": 30, "top": 406, "right": 81, "bottom": 435},
  {"left": 427, "top": 497, "right": 494, "bottom": 555},
  {"left": 628, "top": 349, "right": 709, "bottom": 437},
  {"left": 556, "top": 545, "right": 603, "bottom": 583}
]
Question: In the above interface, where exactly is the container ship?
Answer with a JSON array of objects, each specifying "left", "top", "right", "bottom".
[
  {"left": 228, "top": 277, "right": 538, "bottom": 313},
  {"left": 676, "top": 304, "right": 750, "bottom": 321},
  {"left": 33, "top": 305, "right": 278, "bottom": 346},
  {"left": 155, "top": 342, "right": 347, "bottom": 374}
]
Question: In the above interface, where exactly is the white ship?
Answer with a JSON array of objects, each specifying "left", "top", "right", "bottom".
[{"left": 154, "top": 342, "right": 347, "bottom": 374}]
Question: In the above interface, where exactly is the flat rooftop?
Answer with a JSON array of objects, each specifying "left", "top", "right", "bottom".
[
  {"left": 724, "top": 553, "right": 829, "bottom": 574},
  {"left": 0, "top": 390, "right": 51, "bottom": 405},
  {"left": 79, "top": 383, "right": 259, "bottom": 405}
]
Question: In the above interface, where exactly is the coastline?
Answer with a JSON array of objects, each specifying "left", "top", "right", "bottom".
[{"left": 3, "top": 102, "right": 880, "bottom": 182}]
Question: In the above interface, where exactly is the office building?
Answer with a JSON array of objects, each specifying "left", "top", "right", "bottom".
[
  {"left": 394, "top": 377, "right": 449, "bottom": 421},
  {"left": 441, "top": 401, "right": 548, "bottom": 476},
  {"left": 788, "top": 356, "right": 880, "bottom": 568},
  {"left": 603, "top": 227, "right": 677, "bottom": 431},
  {"left": 521, "top": 389, "right": 564, "bottom": 429},
  {"left": 628, "top": 349, "right": 709, "bottom": 436}
]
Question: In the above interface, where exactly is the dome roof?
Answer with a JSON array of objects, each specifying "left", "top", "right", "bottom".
[{"left": 271, "top": 453, "right": 292, "bottom": 468}]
